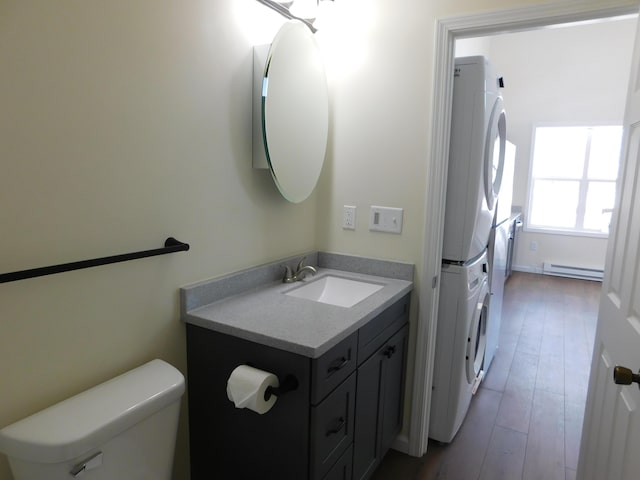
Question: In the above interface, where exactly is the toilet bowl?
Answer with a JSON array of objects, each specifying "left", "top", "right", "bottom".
[{"left": 0, "top": 359, "right": 184, "bottom": 479}]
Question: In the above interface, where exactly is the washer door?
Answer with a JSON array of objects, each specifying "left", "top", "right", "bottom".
[
  {"left": 483, "top": 96, "right": 506, "bottom": 211},
  {"left": 466, "top": 278, "right": 489, "bottom": 384}
]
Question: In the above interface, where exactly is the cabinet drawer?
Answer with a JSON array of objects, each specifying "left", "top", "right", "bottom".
[
  {"left": 322, "top": 444, "right": 353, "bottom": 480},
  {"left": 312, "top": 333, "right": 357, "bottom": 404},
  {"left": 357, "top": 294, "right": 409, "bottom": 364},
  {"left": 310, "top": 373, "right": 356, "bottom": 480}
]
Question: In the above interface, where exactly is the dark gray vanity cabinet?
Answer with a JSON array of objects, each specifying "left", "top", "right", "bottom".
[{"left": 186, "top": 293, "right": 409, "bottom": 480}]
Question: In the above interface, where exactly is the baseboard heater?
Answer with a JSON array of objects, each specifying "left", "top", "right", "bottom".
[{"left": 542, "top": 262, "right": 604, "bottom": 281}]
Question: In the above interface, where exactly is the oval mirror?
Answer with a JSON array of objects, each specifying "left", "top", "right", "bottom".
[{"left": 262, "top": 20, "right": 329, "bottom": 203}]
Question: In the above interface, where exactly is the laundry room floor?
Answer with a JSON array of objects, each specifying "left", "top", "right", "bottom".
[{"left": 373, "top": 271, "right": 601, "bottom": 480}]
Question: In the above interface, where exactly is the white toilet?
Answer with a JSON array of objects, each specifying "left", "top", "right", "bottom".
[{"left": 0, "top": 359, "right": 184, "bottom": 479}]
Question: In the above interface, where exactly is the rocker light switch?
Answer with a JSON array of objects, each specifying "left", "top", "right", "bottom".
[{"left": 369, "top": 206, "right": 403, "bottom": 234}]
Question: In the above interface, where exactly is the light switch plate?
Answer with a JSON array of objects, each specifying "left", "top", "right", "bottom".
[
  {"left": 343, "top": 205, "right": 356, "bottom": 230},
  {"left": 369, "top": 206, "right": 403, "bottom": 234}
]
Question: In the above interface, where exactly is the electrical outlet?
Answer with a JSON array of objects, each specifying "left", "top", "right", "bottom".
[
  {"left": 530, "top": 241, "right": 538, "bottom": 252},
  {"left": 343, "top": 205, "right": 356, "bottom": 230}
]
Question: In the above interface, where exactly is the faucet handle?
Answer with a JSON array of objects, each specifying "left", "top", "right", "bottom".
[
  {"left": 283, "top": 266, "right": 294, "bottom": 283},
  {"left": 296, "top": 257, "right": 307, "bottom": 272}
]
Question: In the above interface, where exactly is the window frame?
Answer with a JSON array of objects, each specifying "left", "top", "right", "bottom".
[{"left": 525, "top": 123, "right": 622, "bottom": 239}]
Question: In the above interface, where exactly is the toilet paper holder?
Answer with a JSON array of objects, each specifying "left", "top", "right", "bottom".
[{"left": 264, "top": 375, "right": 299, "bottom": 401}]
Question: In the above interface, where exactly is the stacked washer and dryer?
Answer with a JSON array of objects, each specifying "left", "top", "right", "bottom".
[{"left": 429, "top": 56, "right": 507, "bottom": 443}]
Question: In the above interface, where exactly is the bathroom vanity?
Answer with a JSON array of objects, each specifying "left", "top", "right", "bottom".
[{"left": 181, "top": 253, "right": 413, "bottom": 480}]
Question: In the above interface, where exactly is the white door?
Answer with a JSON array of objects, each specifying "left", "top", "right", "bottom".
[{"left": 577, "top": 15, "right": 640, "bottom": 480}]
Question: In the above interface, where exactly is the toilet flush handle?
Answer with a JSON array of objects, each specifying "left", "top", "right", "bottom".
[{"left": 70, "top": 451, "right": 103, "bottom": 477}]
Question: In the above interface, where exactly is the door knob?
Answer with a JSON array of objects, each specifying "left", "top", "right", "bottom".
[{"left": 613, "top": 366, "right": 640, "bottom": 389}]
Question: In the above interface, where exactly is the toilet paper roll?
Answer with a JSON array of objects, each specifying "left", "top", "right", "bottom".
[{"left": 226, "top": 365, "right": 279, "bottom": 414}]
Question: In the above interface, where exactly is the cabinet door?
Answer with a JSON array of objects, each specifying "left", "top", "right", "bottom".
[
  {"left": 353, "top": 345, "right": 384, "bottom": 480},
  {"left": 380, "top": 325, "right": 408, "bottom": 453},
  {"left": 352, "top": 325, "right": 408, "bottom": 480}
]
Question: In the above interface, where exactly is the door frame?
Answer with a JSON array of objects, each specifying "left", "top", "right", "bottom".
[{"left": 408, "top": 0, "right": 639, "bottom": 457}]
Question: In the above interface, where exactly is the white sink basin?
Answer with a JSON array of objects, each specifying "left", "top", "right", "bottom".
[{"left": 285, "top": 275, "right": 384, "bottom": 308}]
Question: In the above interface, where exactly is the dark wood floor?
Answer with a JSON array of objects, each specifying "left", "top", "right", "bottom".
[{"left": 372, "top": 272, "right": 601, "bottom": 480}]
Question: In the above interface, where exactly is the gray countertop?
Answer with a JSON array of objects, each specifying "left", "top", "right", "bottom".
[{"left": 183, "top": 265, "right": 413, "bottom": 358}]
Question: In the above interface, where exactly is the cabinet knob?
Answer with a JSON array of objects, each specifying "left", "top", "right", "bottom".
[{"left": 383, "top": 345, "right": 397, "bottom": 358}]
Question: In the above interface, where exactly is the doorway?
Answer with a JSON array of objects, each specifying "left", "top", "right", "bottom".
[
  {"left": 374, "top": 272, "right": 601, "bottom": 479},
  {"left": 409, "top": 0, "right": 639, "bottom": 462}
]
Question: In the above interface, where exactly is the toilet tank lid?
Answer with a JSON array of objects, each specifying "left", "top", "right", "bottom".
[{"left": 0, "top": 359, "right": 185, "bottom": 464}]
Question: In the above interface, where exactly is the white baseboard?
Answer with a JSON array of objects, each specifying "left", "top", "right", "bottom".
[
  {"left": 391, "top": 433, "right": 410, "bottom": 455},
  {"left": 512, "top": 264, "right": 542, "bottom": 275}
]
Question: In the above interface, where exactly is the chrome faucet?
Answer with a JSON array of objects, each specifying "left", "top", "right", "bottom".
[{"left": 283, "top": 257, "right": 317, "bottom": 283}]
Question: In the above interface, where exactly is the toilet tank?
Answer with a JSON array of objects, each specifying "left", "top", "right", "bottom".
[{"left": 0, "top": 359, "right": 185, "bottom": 480}]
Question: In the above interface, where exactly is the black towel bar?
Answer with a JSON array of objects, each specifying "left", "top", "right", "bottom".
[{"left": 0, "top": 237, "right": 189, "bottom": 284}]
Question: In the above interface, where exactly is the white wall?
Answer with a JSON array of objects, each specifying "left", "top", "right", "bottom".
[
  {"left": 455, "top": 36, "right": 493, "bottom": 58},
  {"left": 487, "top": 19, "right": 636, "bottom": 272},
  {"left": 0, "top": 1, "right": 636, "bottom": 479}
]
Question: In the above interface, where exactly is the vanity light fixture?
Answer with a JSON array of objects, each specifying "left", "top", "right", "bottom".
[{"left": 255, "top": 0, "right": 335, "bottom": 33}]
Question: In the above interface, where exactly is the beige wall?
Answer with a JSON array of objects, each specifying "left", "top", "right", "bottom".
[
  {"left": 0, "top": 2, "right": 315, "bottom": 477},
  {"left": 0, "top": 1, "right": 636, "bottom": 479}
]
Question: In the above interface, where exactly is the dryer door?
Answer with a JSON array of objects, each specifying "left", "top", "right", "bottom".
[
  {"left": 483, "top": 96, "right": 506, "bottom": 211},
  {"left": 466, "top": 277, "right": 489, "bottom": 384}
]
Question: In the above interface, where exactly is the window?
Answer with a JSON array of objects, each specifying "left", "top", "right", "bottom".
[{"left": 527, "top": 125, "right": 623, "bottom": 236}]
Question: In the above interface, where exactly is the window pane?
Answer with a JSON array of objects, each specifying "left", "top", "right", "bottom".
[
  {"left": 584, "top": 181, "right": 617, "bottom": 232},
  {"left": 532, "top": 127, "right": 587, "bottom": 178},
  {"left": 530, "top": 179, "right": 580, "bottom": 229},
  {"left": 588, "top": 126, "right": 623, "bottom": 180}
]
